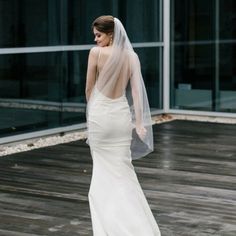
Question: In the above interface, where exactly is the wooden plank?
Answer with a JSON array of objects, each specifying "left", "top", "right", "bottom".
[{"left": 0, "top": 120, "right": 236, "bottom": 235}]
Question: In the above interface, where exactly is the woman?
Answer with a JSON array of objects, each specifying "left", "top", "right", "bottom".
[{"left": 86, "top": 15, "right": 161, "bottom": 236}]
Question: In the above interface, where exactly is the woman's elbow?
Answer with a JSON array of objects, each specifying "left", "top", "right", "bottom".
[
  {"left": 131, "top": 88, "right": 139, "bottom": 98},
  {"left": 85, "top": 87, "right": 92, "bottom": 102}
]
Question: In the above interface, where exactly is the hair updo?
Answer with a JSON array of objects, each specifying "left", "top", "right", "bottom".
[{"left": 92, "top": 15, "right": 114, "bottom": 34}]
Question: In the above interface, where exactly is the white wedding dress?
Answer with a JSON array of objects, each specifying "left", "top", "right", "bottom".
[
  {"left": 87, "top": 17, "right": 161, "bottom": 236},
  {"left": 88, "top": 87, "right": 161, "bottom": 236}
]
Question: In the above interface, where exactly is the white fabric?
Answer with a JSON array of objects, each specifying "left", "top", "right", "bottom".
[
  {"left": 87, "top": 17, "right": 161, "bottom": 235},
  {"left": 88, "top": 88, "right": 161, "bottom": 235}
]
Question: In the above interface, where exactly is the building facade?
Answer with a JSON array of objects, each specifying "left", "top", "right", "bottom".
[{"left": 0, "top": 0, "right": 236, "bottom": 143}]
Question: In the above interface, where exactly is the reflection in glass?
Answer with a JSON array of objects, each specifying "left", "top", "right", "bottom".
[
  {"left": 219, "top": 44, "right": 236, "bottom": 112},
  {"left": 171, "top": 0, "right": 236, "bottom": 112},
  {"left": 171, "top": 44, "right": 214, "bottom": 110},
  {"left": 219, "top": 0, "right": 236, "bottom": 40},
  {"left": 0, "top": 51, "right": 87, "bottom": 137},
  {"left": 0, "top": 0, "right": 161, "bottom": 47},
  {"left": 135, "top": 47, "right": 162, "bottom": 109},
  {"left": 120, "top": 0, "right": 161, "bottom": 42},
  {"left": 218, "top": 1, "right": 236, "bottom": 112},
  {"left": 172, "top": 0, "right": 215, "bottom": 42}
]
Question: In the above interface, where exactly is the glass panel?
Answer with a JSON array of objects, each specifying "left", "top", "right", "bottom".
[
  {"left": 64, "top": 0, "right": 114, "bottom": 45},
  {"left": 171, "top": 44, "right": 214, "bottom": 110},
  {"left": 0, "top": 0, "right": 162, "bottom": 48},
  {"left": 219, "top": 0, "right": 236, "bottom": 40},
  {"left": 0, "top": 108, "right": 64, "bottom": 138},
  {"left": 119, "top": 0, "right": 162, "bottom": 42},
  {"left": 77, "top": 0, "right": 162, "bottom": 44},
  {"left": 0, "top": 0, "right": 60, "bottom": 47},
  {"left": 219, "top": 44, "right": 236, "bottom": 112},
  {"left": 170, "top": 0, "right": 236, "bottom": 112},
  {"left": 172, "top": 0, "right": 236, "bottom": 113},
  {"left": 0, "top": 51, "right": 87, "bottom": 137},
  {"left": 0, "top": 52, "right": 62, "bottom": 100},
  {"left": 218, "top": 1, "right": 236, "bottom": 112},
  {"left": 172, "top": 0, "right": 215, "bottom": 42},
  {"left": 135, "top": 47, "right": 162, "bottom": 109}
]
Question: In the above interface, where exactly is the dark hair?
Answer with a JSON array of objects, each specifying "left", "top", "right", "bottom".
[{"left": 92, "top": 15, "right": 114, "bottom": 34}]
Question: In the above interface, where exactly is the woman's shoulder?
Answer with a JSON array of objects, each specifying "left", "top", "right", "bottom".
[
  {"left": 126, "top": 50, "right": 139, "bottom": 63},
  {"left": 126, "top": 50, "right": 138, "bottom": 58},
  {"left": 89, "top": 46, "right": 100, "bottom": 56},
  {"left": 131, "top": 50, "right": 138, "bottom": 57}
]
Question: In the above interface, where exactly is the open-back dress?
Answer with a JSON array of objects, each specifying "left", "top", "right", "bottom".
[{"left": 87, "top": 17, "right": 161, "bottom": 236}]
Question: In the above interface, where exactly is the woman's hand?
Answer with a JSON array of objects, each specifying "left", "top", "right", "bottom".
[{"left": 136, "top": 126, "right": 147, "bottom": 140}]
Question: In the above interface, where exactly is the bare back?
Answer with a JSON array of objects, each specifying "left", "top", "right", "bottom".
[{"left": 96, "top": 46, "right": 131, "bottom": 99}]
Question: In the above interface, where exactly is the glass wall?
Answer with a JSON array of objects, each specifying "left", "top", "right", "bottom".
[
  {"left": 171, "top": 0, "right": 236, "bottom": 112},
  {"left": 0, "top": 0, "right": 163, "bottom": 139}
]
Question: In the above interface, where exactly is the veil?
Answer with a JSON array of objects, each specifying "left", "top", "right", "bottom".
[{"left": 88, "top": 17, "right": 153, "bottom": 160}]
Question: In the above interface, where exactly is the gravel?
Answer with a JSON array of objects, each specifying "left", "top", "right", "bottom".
[{"left": 0, "top": 130, "right": 87, "bottom": 157}]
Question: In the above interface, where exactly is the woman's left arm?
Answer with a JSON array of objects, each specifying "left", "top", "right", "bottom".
[{"left": 85, "top": 47, "right": 99, "bottom": 102}]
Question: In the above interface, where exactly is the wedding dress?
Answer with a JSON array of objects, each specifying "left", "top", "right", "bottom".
[{"left": 87, "top": 17, "right": 161, "bottom": 236}]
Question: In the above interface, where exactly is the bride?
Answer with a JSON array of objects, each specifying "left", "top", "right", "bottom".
[{"left": 86, "top": 15, "right": 161, "bottom": 236}]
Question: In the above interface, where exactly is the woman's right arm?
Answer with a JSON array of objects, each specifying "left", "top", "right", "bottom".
[{"left": 85, "top": 47, "right": 99, "bottom": 102}]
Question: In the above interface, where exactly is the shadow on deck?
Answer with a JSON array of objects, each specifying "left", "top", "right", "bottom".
[{"left": 0, "top": 120, "right": 236, "bottom": 236}]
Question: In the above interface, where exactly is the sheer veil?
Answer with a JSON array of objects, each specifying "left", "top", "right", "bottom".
[{"left": 88, "top": 17, "right": 153, "bottom": 160}]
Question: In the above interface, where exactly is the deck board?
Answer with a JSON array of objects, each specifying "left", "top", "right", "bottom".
[{"left": 0, "top": 120, "right": 236, "bottom": 235}]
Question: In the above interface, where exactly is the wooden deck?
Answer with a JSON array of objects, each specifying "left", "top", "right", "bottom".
[{"left": 0, "top": 120, "right": 236, "bottom": 236}]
